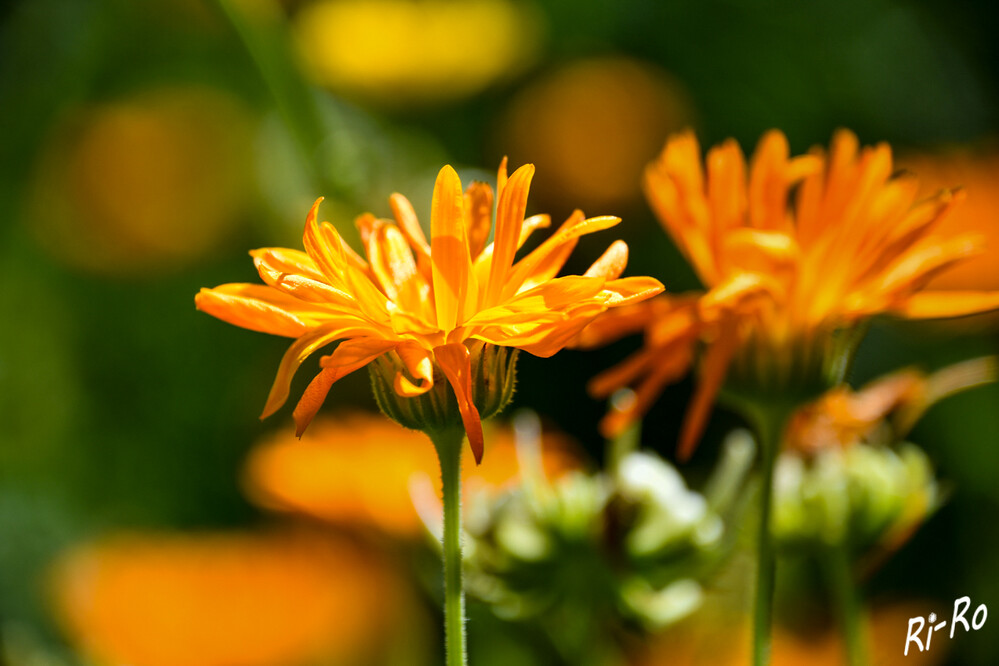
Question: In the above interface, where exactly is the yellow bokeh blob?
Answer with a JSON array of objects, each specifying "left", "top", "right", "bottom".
[{"left": 294, "top": 0, "right": 542, "bottom": 104}]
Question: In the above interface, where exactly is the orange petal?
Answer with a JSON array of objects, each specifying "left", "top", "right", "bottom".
[
  {"left": 393, "top": 340, "right": 435, "bottom": 397},
  {"left": 292, "top": 338, "right": 399, "bottom": 436},
  {"left": 584, "top": 240, "right": 629, "bottom": 280},
  {"left": 434, "top": 343, "right": 484, "bottom": 464},
  {"left": 301, "top": 198, "right": 345, "bottom": 287},
  {"left": 722, "top": 229, "right": 799, "bottom": 275},
  {"left": 707, "top": 138, "right": 747, "bottom": 238},
  {"left": 678, "top": 326, "right": 739, "bottom": 461},
  {"left": 496, "top": 157, "right": 508, "bottom": 198},
  {"left": 599, "top": 276, "right": 665, "bottom": 306},
  {"left": 484, "top": 164, "right": 535, "bottom": 307},
  {"left": 893, "top": 290, "right": 999, "bottom": 319},
  {"left": 252, "top": 250, "right": 356, "bottom": 306},
  {"left": 748, "top": 130, "right": 790, "bottom": 230},
  {"left": 261, "top": 320, "right": 380, "bottom": 419},
  {"left": 600, "top": 339, "right": 695, "bottom": 438},
  {"left": 464, "top": 181, "right": 494, "bottom": 261},
  {"left": 503, "top": 211, "right": 622, "bottom": 299},
  {"left": 431, "top": 166, "right": 474, "bottom": 332},
  {"left": 195, "top": 286, "right": 309, "bottom": 338},
  {"left": 390, "top": 193, "right": 432, "bottom": 278}
]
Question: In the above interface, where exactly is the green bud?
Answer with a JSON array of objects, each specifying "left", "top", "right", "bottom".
[{"left": 368, "top": 343, "right": 518, "bottom": 433}]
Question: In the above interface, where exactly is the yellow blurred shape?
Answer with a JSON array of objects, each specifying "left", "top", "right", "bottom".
[
  {"left": 900, "top": 149, "right": 999, "bottom": 291},
  {"left": 50, "top": 530, "right": 406, "bottom": 666},
  {"left": 243, "top": 411, "right": 581, "bottom": 536},
  {"left": 501, "top": 57, "right": 694, "bottom": 210},
  {"left": 29, "top": 86, "right": 251, "bottom": 275},
  {"left": 294, "top": 0, "right": 541, "bottom": 103}
]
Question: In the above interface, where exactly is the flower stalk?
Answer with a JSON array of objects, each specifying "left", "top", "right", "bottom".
[
  {"left": 825, "top": 545, "right": 869, "bottom": 666},
  {"left": 746, "top": 401, "right": 794, "bottom": 666},
  {"left": 430, "top": 425, "right": 468, "bottom": 666}
]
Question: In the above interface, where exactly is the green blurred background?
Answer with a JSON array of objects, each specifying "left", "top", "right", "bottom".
[{"left": 2, "top": 0, "right": 999, "bottom": 663}]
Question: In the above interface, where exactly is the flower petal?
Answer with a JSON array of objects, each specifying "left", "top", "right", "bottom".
[
  {"left": 599, "top": 276, "right": 666, "bottom": 306},
  {"left": 434, "top": 343, "right": 484, "bottom": 464},
  {"left": 292, "top": 338, "right": 399, "bottom": 436},
  {"left": 195, "top": 285, "right": 310, "bottom": 338},
  {"left": 677, "top": 325, "right": 739, "bottom": 461},
  {"left": 892, "top": 290, "right": 999, "bottom": 319},
  {"left": 390, "top": 193, "right": 432, "bottom": 278},
  {"left": 584, "top": 240, "right": 629, "bottom": 279},
  {"left": 484, "top": 164, "right": 535, "bottom": 307},
  {"left": 464, "top": 181, "right": 494, "bottom": 261},
  {"left": 393, "top": 340, "right": 435, "bottom": 397},
  {"left": 261, "top": 321, "right": 385, "bottom": 419},
  {"left": 431, "top": 165, "right": 474, "bottom": 332}
]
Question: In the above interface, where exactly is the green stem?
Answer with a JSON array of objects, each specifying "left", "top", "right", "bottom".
[
  {"left": 431, "top": 426, "right": 468, "bottom": 666},
  {"left": 749, "top": 403, "right": 791, "bottom": 666},
  {"left": 825, "top": 546, "right": 869, "bottom": 666}
]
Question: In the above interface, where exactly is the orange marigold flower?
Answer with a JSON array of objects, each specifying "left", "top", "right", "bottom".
[
  {"left": 785, "top": 356, "right": 997, "bottom": 455},
  {"left": 242, "top": 411, "right": 581, "bottom": 535},
  {"left": 196, "top": 161, "right": 663, "bottom": 462},
  {"left": 49, "top": 530, "right": 414, "bottom": 666},
  {"left": 581, "top": 130, "right": 999, "bottom": 459}
]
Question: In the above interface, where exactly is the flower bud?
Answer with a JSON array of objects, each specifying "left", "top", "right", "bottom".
[{"left": 368, "top": 343, "right": 518, "bottom": 435}]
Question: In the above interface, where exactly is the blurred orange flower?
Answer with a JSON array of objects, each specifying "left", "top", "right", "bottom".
[
  {"left": 581, "top": 130, "right": 999, "bottom": 458},
  {"left": 50, "top": 530, "right": 412, "bottom": 666},
  {"left": 785, "top": 356, "right": 997, "bottom": 455},
  {"left": 29, "top": 86, "right": 251, "bottom": 275},
  {"left": 900, "top": 149, "right": 999, "bottom": 291},
  {"left": 196, "top": 162, "right": 662, "bottom": 461},
  {"left": 243, "top": 412, "right": 581, "bottom": 536}
]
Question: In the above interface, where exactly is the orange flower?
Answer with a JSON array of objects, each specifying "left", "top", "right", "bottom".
[
  {"left": 899, "top": 149, "right": 999, "bottom": 292},
  {"left": 50, "top": 530, "right": 414, "bottom": 666},
  {"left": 582, "top": 130, "right": 999, "bottom": 458},
  {"left": 785, "top": 356, "right": 997, "bottom": 455},
  {"left": 243, "top": 411, "right": 581, "bottom": 535},
  {"left": 197, "top": 161, "right": 662, "bottom": 462}
]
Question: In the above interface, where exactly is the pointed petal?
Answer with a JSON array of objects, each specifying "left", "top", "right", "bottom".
[
  {"left": 261, "top": 321, "right": 383, "bottom": 419},
  {"left": 600, "top": 340, "right": 695, "bottom": 438},
  {"left": 893, "top": 290, "right": 999, "bottom": 319},
  {"left": 678, "top": 327, "right": 739, "bottom": 461},
  {"left": 496, "top": 157, "right": 509, "bottom": 198},
  {"left": 502, "top": 211, "right": 622, "bottom": 299},
  {"left": 431, "top": 166, "right": 473, "bottom": 332},
  {"left": 390, "top": 193, "right": 432, "bottom": 278},
  {"left": 485, "top": 164, "right": 535, "bottom": 307},
  {"left": 600, "top": 276, "right": 665, "bottom": 306},
  {"left": 435, "top": 343, "right": 484, "bottom": 464},
  {"left": 748, "top": 130, "right": 790, "bottom": 230},
  {"left": 464, "top": 181, "right": 494, "bottom": 260},
  {"left": 292, "top": 338, "right": 399, "bottom": 436},
  {"left": 196, "top": 285, "right": 309, "bottom": 338},
  {"left": 585, "top": 240, "right": 629, "bottom": 279},
  {"left": 252, "top": 249, "right": 357, "bottom": 306},
  {"left": 301, "top": 198, "right": 346, "bottom": 287},
  {"left": 588, "top": 346, "right": 659, "bottom": 399}
]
